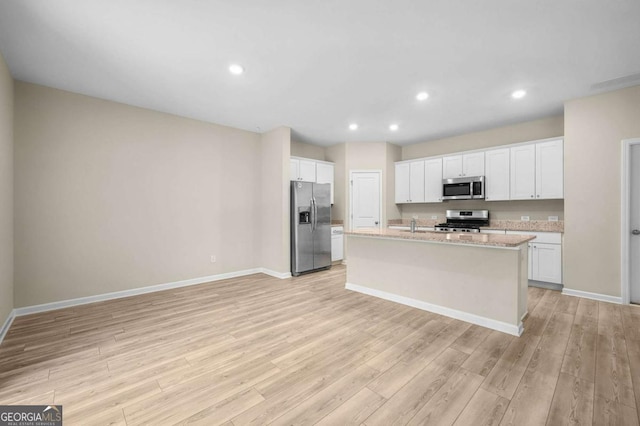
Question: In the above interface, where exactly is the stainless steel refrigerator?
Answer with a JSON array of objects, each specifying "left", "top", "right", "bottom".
[{"left": 291, "top": 181, "right": 331, "bottom": 276}]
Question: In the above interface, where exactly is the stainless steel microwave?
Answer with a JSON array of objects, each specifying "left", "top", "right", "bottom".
[{"left": 442, "top": 176, "right": 485, "bottom": 200}]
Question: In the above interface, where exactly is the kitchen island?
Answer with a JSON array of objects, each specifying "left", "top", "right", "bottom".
[{"left": 345, "top": 229, "right": 535, "bottom": 336}]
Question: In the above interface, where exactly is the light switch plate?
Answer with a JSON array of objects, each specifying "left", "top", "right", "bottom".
[
  {"left": 548, "top": 216, "right": 559, "bottom": 222},
  {"left": 412, "top": 215, "right": 419, "bottom": 219},
  {"left": 431, "top": 215, "right": 438, "bottom": 219},
  {"left": 521, "top": 216, "right": 530, "bottom": 221}
]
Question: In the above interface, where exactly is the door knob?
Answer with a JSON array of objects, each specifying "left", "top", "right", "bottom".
[{"left": 632, "top": 229, "right": 640, "bottom": 235}]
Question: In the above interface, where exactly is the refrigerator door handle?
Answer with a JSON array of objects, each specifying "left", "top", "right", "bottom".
[
  {"left": 309, "top": 198, "right": 315, "bottom": 231},
  {"left": 312, "top": 197, "right": 317, "bottom": 231}
]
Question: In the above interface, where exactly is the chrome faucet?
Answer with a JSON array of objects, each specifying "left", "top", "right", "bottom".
[{"left": 410, "top": 218, "right": 417, "bottom": 233}]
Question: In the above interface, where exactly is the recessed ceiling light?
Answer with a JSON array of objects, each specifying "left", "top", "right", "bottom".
[
  {"left": 229, "top": 64, "right": 244, "bottom": 75},
  {"left": 416, "top": 92, "right": 429, "bottom": 101},
  {"left": 511, "top": 89, "right": 526, "bottom": 99},
  {"left": 389, "top": 124, "right": 399, "bottom": 131},
  {"left": 349, "top": 123, "right": 358, "bottom": 130}
]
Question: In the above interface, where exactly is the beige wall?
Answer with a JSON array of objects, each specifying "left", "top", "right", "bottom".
[
  {"left": 402, "top": 115, "right": 564, "bottom": 160},
  {"left": 325, "top": 143, "right": 346, "bottom": 222},
  {"left": 14, "top": 82, "right": 265, "bottom": 307},
  {"left": 398, "top": 115, "right": 565, "bottom": 221},
  {"left": 564, "top": 85, "right": 640, "bottom": 297},
  {"left": 0, "top": 52, "right": 13, "bottom": 325},
  {"left": 260, "top": 127, "right": 291, "bottom": 274},
  {"left": 291, "top": 140, "right": 325, "bottom": 161}
]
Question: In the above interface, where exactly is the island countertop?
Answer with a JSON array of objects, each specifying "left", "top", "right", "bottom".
[{"left": 346, "top": 228, "right": 536, "bottom": 248}]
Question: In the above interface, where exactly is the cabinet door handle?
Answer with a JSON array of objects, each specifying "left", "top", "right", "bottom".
[
  {"left": 530, "top": 195, "right": 534, "bottom": 198},
  {"left": 537, "top": 195, "right": 540, "bottom": 198}
]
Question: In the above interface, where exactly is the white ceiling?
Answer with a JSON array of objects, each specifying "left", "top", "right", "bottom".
[{"left": 1, "top": 1, "right": 639, "bottom": 147}]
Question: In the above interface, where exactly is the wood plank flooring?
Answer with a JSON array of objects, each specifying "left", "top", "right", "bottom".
[{"left": 1, "top": 265, "right": 639, "bottom": 425}]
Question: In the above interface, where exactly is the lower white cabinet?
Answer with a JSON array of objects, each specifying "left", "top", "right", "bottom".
[
  {"left": 530, "top": 243, "right": 562, "bottom": 283},
  {"left": 331, "top": 226, "right": 344, "bottom": 261},
  {"left": 506, "top": 231, "right": 562, "bottom": 285}
]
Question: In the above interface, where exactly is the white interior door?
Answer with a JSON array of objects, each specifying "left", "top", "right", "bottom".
[
  {"left": 631, "top": 144, "right": 640, "bottom": 304},
  {"left": 351, "top": 171, "right": 381, "bottom": 230}
]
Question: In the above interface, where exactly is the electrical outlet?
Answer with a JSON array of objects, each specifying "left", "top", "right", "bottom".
[
  {"left": 412, "top": 215, "right": 419, "bottom": 219},
  {"left": 431, "top": 215, "right": 438, "bottom": 220},
  {"left": 521, "top": 216, "right": 530, "bottom": 222},
  {"left": 548, "top": 216, "right": 559, "bottom": 222},
  {"left": 210, "top": 255, "right": 216, "bottom": 263}
]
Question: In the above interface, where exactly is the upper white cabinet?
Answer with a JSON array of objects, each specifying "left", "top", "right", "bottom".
[
  {"left": 442, "top": 156, "right": 463, "bottom": 179},
  {"left": 485, "top": 148, "right": 510, "bottom": 201},
  {"left": 443, "top": 152, "right": 485, "bottom": 179},
  {"left": 395, "top": 160, "right": 425, "bottom": 203},
  {"left": 395, "top": 163, "right": 411, "bottom": 204},
  {"left": 394, "top": 137, "right": 563, "bottom": 204},
  {"left": 536, "top": 139, "right": 564, "bottom": 199},
  {"left": 316, "top": 162, "right": 335, "bottom": 205},
  {"left": 510, "top": 144, "right": 536, "bottom": 200},
  {"left": 510, "top": 139, "right": 563, "bottom": 200},
  {"left": 424, "top": 158, "right": 443, "bottom": 203},
  {"left": 290, "top": 158, "right": 317, "bottom": 182},
  {"left": 290, "top": 157, "right": 335, "bottom": 204}
]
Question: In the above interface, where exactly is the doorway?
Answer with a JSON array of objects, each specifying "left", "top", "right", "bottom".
[
  {"left": 349, "top": 170, "right": 382, "bottom": 231},
  {"left": 622, "top": 138, "right": 640, "bottom": 304}
]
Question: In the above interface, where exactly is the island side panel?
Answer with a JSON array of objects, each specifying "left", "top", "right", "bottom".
[{"left": 346, "top": 235, "right": 526, "bottom": 335}]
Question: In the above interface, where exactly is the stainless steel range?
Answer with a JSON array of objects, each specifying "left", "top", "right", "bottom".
[{"left": 435, "top": 210, "right": 489, "bottom": 233}]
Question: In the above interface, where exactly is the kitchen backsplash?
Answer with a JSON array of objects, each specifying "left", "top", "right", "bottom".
[{"left": 400, "top": 199, "right": 564, "bottom": 222}]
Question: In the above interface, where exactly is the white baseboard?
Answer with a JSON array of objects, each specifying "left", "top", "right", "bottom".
[
  {"left": 562, "top": 288, "right": 622, "bottom": 304},
  {"left": 13, "top": 267, "right": 291, "bottom": 317},
  {"left": 345, "top": 282, "right": 522, "bottom": 337},
  {"left": 258, "top": 268, "right": 292, "bottom": 279},
  {"left": 0, "top": 309, "right": 16, "bottom": 346}
]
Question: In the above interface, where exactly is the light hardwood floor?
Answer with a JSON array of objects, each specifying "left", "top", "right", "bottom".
[{"left": 1, "top": 265, "right": 639, "bottom": 425}]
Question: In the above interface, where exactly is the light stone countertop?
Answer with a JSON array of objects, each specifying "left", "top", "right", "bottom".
[{"left": 346, "top": 228, "right": 536, "bottom": 248}]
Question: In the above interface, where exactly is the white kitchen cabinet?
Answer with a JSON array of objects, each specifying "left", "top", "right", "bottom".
[
  {"left": 289, "top": 159, "right": 299, "bottom": 181},
  {"left": 290, "top": 158, "right": 316, "bottom": 181},
  {"left": 510, "top": 144, "right": 536, "bottom": 200},
  {"left": 290, "top": 157, "right": 335, "bottom": 204},
  {"left": 299, "top": 159, "right": 316, "bottom": 181},
  {"left": 485, "top": 148, "right": 510, "bottom": 201},
  {"left": 507, "top": 231, "right": 562, "bottom": 284},
  {"left": 331, "top": 226, "right": 344, "bottom": 261},
  {"left": 443, "top": 152, "right": 485, "bottom": 178},
  {"left": 442, "top": 155, "right": 463, "bottom": 179},
  {"left": 395, "top": 163, "right": 411, "bottom": 203},
  {"left": 531, "top": 242, "right": 562, "bottom": 283},
  {"left": 424, "top": 158, "right": 443, "bottom": 202},
  {"left": 316, "top": 162, "right": 335, "bottom": 205},
  {"left": 510, "top": 140, "right": 564, "bottom": 200},
  {"left": 409, "top": 161, "right": 425, "bottom": 203},
  {"left": 395, "top": 160, "right": 425, "bottom": 203},
  {"left": 536, "top": 139, "right": 564, "bottom": 199}
]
